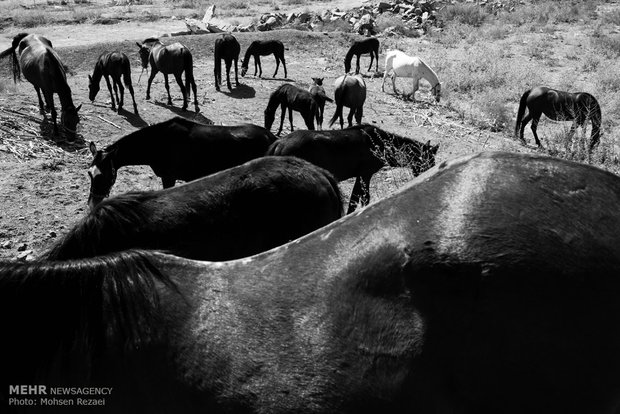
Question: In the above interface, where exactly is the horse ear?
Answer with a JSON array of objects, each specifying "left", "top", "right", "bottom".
[
  {"left": 88, "top": 74, "right": 92, "bottom": 81},
  {"left": 76, "top": 104, "right": 82, "bottom": 112},
  {"left": 89, "top": 141, "right": 97, "bottom": 156},
  {"left": 136, "top": 42, "right": 142, "bottom": 48}
]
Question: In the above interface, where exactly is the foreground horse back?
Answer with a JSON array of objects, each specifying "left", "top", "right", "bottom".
[
  {"left": 0, "top": 33, "right": 81, "bottom": 138},
  {"left": 48, "top": 156, "right": 343, "bottom": 261},
  {"left": 515, "top": 85, "right": 601, "bottom": 152},
  {"left": 5, "top": 152, "right": 620, "bottom": 413},
  {"left": 329, "top": 74, "right": 367, "bottom": 128}
]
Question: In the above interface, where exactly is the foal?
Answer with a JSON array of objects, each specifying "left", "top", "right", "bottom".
[
  {"left": 88, "top": 51, "right": 139, "bottom": 114},
  {"left": 308, "top": 77, "right": 333, "bottom": 130},
  {"left": 265, "top": 83, "right": 322, "bottom": 135},
  {"left": 241, "top": 40, "right": 287, "bottom": 78},
  {"left": 344, "top": 38, "right": 380, "bottom": 74},
  {"left": 214, "top": 33, "right": 240, "bottom": 91}
]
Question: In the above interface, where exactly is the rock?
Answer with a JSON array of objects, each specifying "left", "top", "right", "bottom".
[
  {"left": 297, "top": 12, "right": 311, "bottom": 23},
  {"left": 16, "top": 250, "right": 33, "bottom": 261},
  {"left": 17, "top": 243, "right": 27, "bottom": 252},
  {"left": 1, "top": 240, "right": 11, "bottom": 249},
  {"left": 286, "top": 12, "right": 297, "bottom": 23}
]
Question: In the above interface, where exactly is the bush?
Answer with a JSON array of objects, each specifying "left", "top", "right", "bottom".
[{"left": 439, "top": 3, "right": 489, "bottom": 27}]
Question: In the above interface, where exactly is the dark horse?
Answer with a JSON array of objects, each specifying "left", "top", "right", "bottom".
[
  {"left": 48, "top": 157, "right": 342, "bottom": 261},
  {"left": 264, "top": 83, "right": 331, "bottom": 135},
  {"left": 268, "top": 124, "right": 438, "bottom": 213},
  {"left": 88, "top": 51, "right": 139, "bottom": 114},
  {"left": 137, "top": 38, "right": 199, "bottom": 112},
  {"left": 5, "top": 152, "right": 620, "bottom": 414},
  {"left": 329, "top": 74, "right": 366, "bottom": 129},
  {"left": 309, "top": 77, "right": 333, "bottom": 130},
  {"left": 344, "top": 37, "right": 380, "bottom": 74},
  {"left": 240, "top": 40, "right": 287, "bottom": 78},
  {"left": 0, "top": 33, "right": 81, "bottom": 138},
  {"left": 87, "top": 116, "right": 276, "bottom": 209},
  {"left": 515, "top": 86, "right": 602, "bottom": 152},
  {"left": 214, "top": 33, "right": 240, "bottom": 91}
]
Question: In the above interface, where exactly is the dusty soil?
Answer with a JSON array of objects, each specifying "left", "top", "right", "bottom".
[{"left": 0, "top": 20, "right": 528, "bottom": 260}]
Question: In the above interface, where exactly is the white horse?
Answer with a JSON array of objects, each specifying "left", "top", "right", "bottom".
[{"left": 382, "top": 50, "right": 441, "bottom": 103}]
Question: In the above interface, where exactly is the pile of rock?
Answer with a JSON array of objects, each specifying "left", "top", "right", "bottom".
[{"left": 184, "top": 0, "right": 442, "bottom": 37}]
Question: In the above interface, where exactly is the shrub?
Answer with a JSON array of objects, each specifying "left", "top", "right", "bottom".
[{"left": 439, "top": 3, "right": 489, "bottom": 27}]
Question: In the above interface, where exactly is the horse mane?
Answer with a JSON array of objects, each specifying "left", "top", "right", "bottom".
[
  {"left": 241, "top": 42, "right": 255, "bottom": 67},
  {"left": 0, "top": 249, "right": 175, "bottom": 378},
  {"left": 46, "top": 192, "right": 163, "bottom": 260}
]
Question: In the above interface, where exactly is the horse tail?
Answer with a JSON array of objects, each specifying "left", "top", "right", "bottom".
[
  {"left": 515, "top": 89, "right": 531, "bottom": 138},
  {"left": 589, "top": 95, "right": 602, "bottom": 152},
  {"left": 0, "top": 33, "right": 29, "bottom": 82},
  {"left": 328, "top": 86, "right": 344, "bottom": 128}
]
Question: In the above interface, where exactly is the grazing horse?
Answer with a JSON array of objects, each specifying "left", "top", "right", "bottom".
[
  {"left": 88, "top": 51, "right": 139, "bottom": 114},
  {"left": 0, "top": 33, "right": 81, "bottom": 138},
  {"left": 382, "top": 50, "right": 441, "bottom": 103},
  {"left": 308, "top": 77, "right": 333, "bottom": 130},
  {"left": 329, "top": 74, "right": 366, "bottom": 129},
  {"left": 264, "top": 83, "right": 329, "bottom": 135},
  {"left": 47, "top": 157, "right": 342, "bottom": 261},
  {"left": 515, "top": 85, "right": 602, "bottom": 152},
  {"left": 344, "top": 37, "right": 380, "bottom": 74},
  {"left": 268, "top": 124, "right": 438, "bottom": 213},
  {"left": 87, "top": 116, "right": 276, "bottom": 209},
  {"left": 240, "top": 40, "right": 287, "bottom": 78},
  {"left": 214, "top": 33, "right": 240, "bottom": 91},
  {"left": 6, "top": 152, "right": 620, "bottom": 414},
  {"left": 136, "top": 38, "right": 199, "bottom": 112}
]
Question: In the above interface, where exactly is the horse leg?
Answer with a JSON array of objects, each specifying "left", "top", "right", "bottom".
[
  {"left": 43, "top": 90, "right": 58, "bottom": 135},
  {"left": 347, "top": 107, "right": 355, "bottom": 128},
  {"left": 225, "top": 60, "right": 233, "bottom": 90},
  {"left": 273, "top": 54, "right": 279, "bottom": 78},
  {"left": 146, "top": 68, "right": 158, "bottom": 100},
  {"left": 410, "top": 79, "right": 419, "bottom": 101},
  {"left": 163, "top": 74, "right": 173, "bottom": 106},
  {"left": 277, "top": 103, "right": 286, "bottom": 135},
  {"left": 255, "top": 56, "right": 262, "bottom": 77},
  {"left": 288, "top": 106, "right": 295, "bottom": 132},
  {"left": 356, "top": 55, "right": 361, "bottom": 74},
  {"left": 34, "top": 86, "right": 45, "bottom": 114},
  {"left": 173, "top": 73, "right": 187, "bottom": 111},
  {"left": 530, "top": 114, "right": 543, "bottom": 148},
  {"left": 116, "top": 80, "right": 125, "bottom": 112},
  {"left": 185, "top": 70, "right": 199, "bottom": 112},
  {"left": 519, "top": 113, "right": 532, "bottom": 144},
  {"left": 281, "top": 55, "right": 287, "bottom": 78},
  {"left": 123, "top": 72, "right": 139, "bottom": 114},
  {"left": 368, "top": 53, "right": 374, "bottom": 72},
  {"left": 355, "top": 106, "right": 363, "bottom": 125},
  {"left": 234, "top": 58, "right": 239, "bottom": 86},
  {"left": 161, "top": 176, "right": 176, "bottom": 188}
]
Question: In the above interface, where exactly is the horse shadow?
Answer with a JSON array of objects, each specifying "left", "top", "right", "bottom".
[
  {"left": 38, "top": 119, "right": 87, "bottom": 152},
  {"left": 118, "top": 108, "right": 149, "bottom": 128},
  {"left": 150, "top": 101, "right": 214, "bottom": 124},
  {"left": 219, "top": 83, "right": 256, "bottom": 99},
  {"left": 259, "top": 77, "right": 295, "bottom": 82}
]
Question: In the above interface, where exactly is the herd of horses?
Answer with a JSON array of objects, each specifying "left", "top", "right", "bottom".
[{"left": 0, "top": 30, "right": 616, "bottom": 413}]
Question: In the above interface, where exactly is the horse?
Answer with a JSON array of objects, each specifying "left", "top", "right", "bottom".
[
  {"left": 240, "top": 40, "right": 287, "bottom": 78},
  {"left": 308, "top": 77, "right": 333, "bottom": 130},
  {"left": 268, "top": 124, "right": 438, "bottom": 213},
  {"left": 0, "top": 33, "right": 81, "bottom": 139},
  {"left": 88, "top": 51, "right": 139, "bottom": 114},
  {"left": 136, "top": 38, "right": 199, "bottom": 112},
  {"left": 6, "top": 151, "right": 620, "bottom": 414},
  {"left": 344, "top": 37, "right": 380, "bottom": 74},
  {"left": 329, "top": 74, "right": 366, "bottom": 129},
  {"left": 515, "top": 86, "right": 602, "bottom": 153},
  {"left": 382, "top": 50, "right": 441, "bottom": 103},
  {"left": 264, "top": 83, "right": 330, "bottom": 135},
  {"left": 214, "top": 33, "right": 240, "bottom": 91},
  {"left": 87, "top": 116, "right": 276, "bottom": 210},
  {"left": 47, "top": 157, "right": 342, "bottom": 261}
]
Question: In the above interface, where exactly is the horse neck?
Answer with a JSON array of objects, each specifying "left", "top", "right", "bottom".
[
  {"left": 91, "top": 60, "right": 104, "bottom": 84},
  {"left": 241, "top": 45, "right": 254, "bottom": 67},
  {"left": 419, "top": 61, "right": 439, "bottom": 87},
  {"left": 111, "top": 127, "right": 158, "bottom": 167},
  {"left": 344, "top": 48, "right": 355, "bottom": 65}
]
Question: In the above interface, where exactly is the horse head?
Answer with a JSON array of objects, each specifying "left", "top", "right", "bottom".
[
  {"left": 312, "top": 77, "right": 324, "bottom": 86},
  {"left": 61, "top": 104, "right": 81, "bottom": 139},
  {"left": 87, "top": 74, "right": 99, "bottom": 102},
  {"left": 88, "top": 142, "right": 118, "bottom": 210},
  {"left": 432, "top": 83, "right": 442, "bottom": 103},
  {"left": 136, "top": 42, "right": 151, "bottom": 69},
  {"left": 241, "top": 64, "right": 248, "bottom": 77}
]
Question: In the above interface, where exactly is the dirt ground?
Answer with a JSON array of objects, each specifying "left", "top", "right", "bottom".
[{"left": 0, "top": 18, "right": 528, "bottom": 260}]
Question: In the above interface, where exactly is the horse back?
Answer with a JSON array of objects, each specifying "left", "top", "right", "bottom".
[
  {"left": 18, "top": 37, "right": 67, "bottom": 90},
  {"left": 152, "top": 43, "right": 190, "bottom": 74}
]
